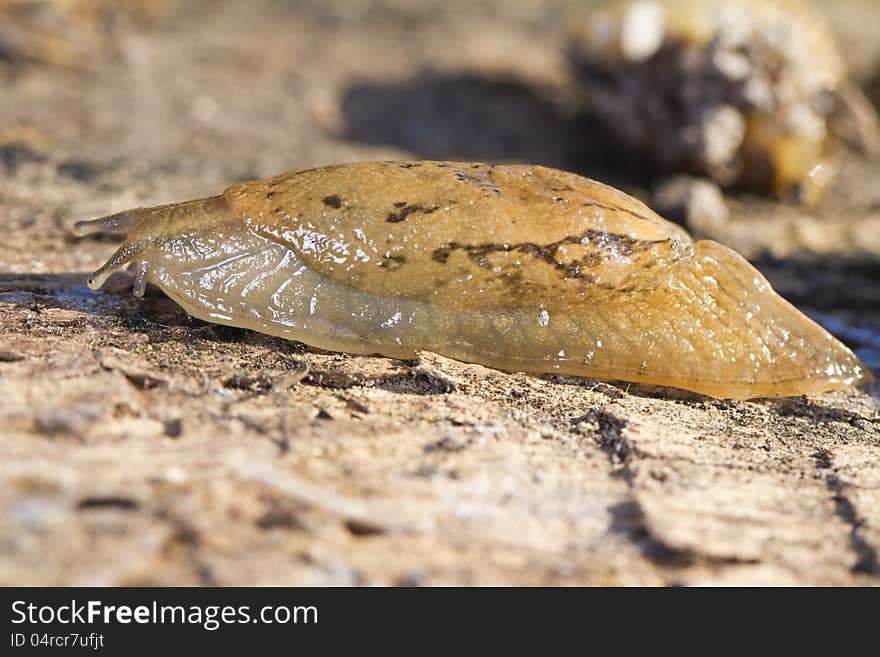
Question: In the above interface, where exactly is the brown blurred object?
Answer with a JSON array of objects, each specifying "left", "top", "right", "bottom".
[
  {"left": 567, "top": 0, "right": 880, "bottom": 204},
  {"left": 0, "top": 0, "right": 177, "bottom": 68},
  {"left": 653, "top": 175, "right": 729, "bottom": 236}
]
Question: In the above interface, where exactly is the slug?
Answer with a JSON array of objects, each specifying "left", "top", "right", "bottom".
[{"left": 73, "top": 161, "right": 872, "bottom": 399}]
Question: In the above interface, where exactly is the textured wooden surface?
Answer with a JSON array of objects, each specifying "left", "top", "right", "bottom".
[{"left": 0, "top": 0, "right": 878, "bottom": 585}]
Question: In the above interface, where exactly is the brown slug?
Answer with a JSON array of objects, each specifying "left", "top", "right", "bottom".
[{"left": 74, "top": 161, "right": 872, "bottom": 399}]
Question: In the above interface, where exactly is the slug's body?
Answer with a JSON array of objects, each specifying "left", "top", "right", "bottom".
[{"left": 74, "top": 161, "right": 871, "bottom": 399}]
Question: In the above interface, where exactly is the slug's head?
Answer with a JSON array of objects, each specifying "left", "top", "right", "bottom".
[{"left": 73, "top": 196, "right": 228, "bottom": 297}]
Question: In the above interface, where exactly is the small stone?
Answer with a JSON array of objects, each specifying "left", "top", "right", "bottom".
[
  {"left": 163, "top": 418, "right": 183, "bottom": 438},
  {"left": 163, "top": 466, "right": 189, "bottom": 484},
  {"left": 699, "top": 104, "right": 746, "bottom": 174},
  {"left": 620, "top": 1, "right": 665, "bottom": 61},
  {"left": 712, "top": 49, "right": 751, "bottom": 80},
  {"left": 574, "top": 420, "right": 600, "bottom": 435}
]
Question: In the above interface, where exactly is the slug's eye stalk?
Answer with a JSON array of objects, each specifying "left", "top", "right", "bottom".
[
  {"left": 83, "top": 241, "right": 147, "bottom": 291},
  {"left": 74, "top": 196, "right": 227, "bottom": 296},
  {"left": 72, "top": 207, "right": 149, "bottom": 237},
  {"left": 132, "top": 260, "right": 150, "bottom": 298}
]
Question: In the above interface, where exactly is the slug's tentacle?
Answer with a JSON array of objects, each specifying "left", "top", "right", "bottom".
[
  {"left": 73, "top": 207, "right": 150, "bottom": 237},
  {"left": 84, "top": 241, "right": 147, "bottom": 290},
  {"left": 132, "top": 260, "right": 150, "bottom": 298},
  {"left": 77, "top": 195, "right": 231, "bottom": 293}
]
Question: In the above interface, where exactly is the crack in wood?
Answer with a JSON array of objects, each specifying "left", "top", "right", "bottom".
[
  {"left": 580, "top": 408, "right": 759, "bottom": 570},
  {"left": 813, "top": 449, "right": 880, "bottom": 576}
]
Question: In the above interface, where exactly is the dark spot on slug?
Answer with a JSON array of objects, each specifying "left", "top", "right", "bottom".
[
  {"left": 498, "top": 270, "right": 525, "bottom": 291},
  {"left": 431, "top": 243, "right": 456, "bottom": 263},
  {"left": 394, "top": 201, "right": 407, "bottom": 208},
  {"left": 431, "top": 231, "right": 665, "bottom": 282},
  {"left": 266, "top": 191, "right": 276, "bottom": 199},
  {"left": 379, "top": 254, "right": 407, "bottom": 270},
  {"left": 400, "top": 163, "right": 421, "bottom": 168},
  {"left": 386, "top": 204, "right": 440, "bottom": 223},
  {"left": 387, "top": 207, "right": 415, "bottom": 223},
  {"left": 322, "top": 195, "right": 342, "bottom": 208}
]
